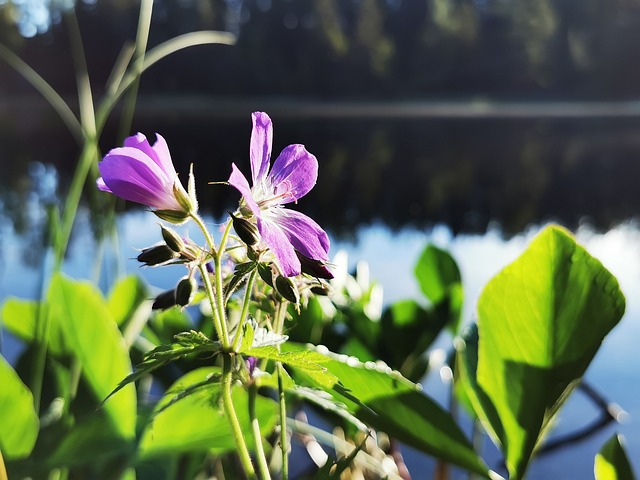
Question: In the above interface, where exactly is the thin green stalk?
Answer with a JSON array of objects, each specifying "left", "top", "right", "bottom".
[
  {"left": 189, "top": 213, "right": 217, "bottom": 255},
  {"left": 213, "top": 220, "right": 234, "bottom": 345},
  {"left": 117, "top": 0, "right": 153, "bottom": 141},
  {"left": 277, "top": 363, "right": 289, "bottom": 480},
  {"left": 222, "top": 354, "right": 257, "bottom": 480},
  {"left": 232, "top": 269, "right": 258, "bottom": 352},
  {"left": 198, "top": 263, "right": 227, "bottom": 347},
  {"left": 249, "top": 384, "right": 271, "bottom": 480}
]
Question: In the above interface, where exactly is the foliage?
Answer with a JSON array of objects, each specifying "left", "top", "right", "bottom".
[{"left": 0, "top": 3, "right": 637, "bottom": 479}]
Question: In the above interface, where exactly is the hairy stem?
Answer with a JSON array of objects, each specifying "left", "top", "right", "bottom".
[
  {"left": 222, "top": 354, "right": 257, "bottom": 479},
  {"left": 232, "top": 268, "right": 258, "bottom": 352},
  {"left": 249, "top": 384, "right": 271, "bottom": 480},
  {"left": 277, "top": 363, "right": 289, "bottom": 480}
]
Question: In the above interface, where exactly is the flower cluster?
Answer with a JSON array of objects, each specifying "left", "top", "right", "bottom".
[{"left": 97, "top": 112, "right": 331, "bottom": 280}]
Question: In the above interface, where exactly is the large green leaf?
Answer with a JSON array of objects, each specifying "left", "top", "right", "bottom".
[
  {"left": 0, "top": 355, "right": 39, "bottom": 459},
  {"left": 48, "top": 274, "right": 137, "bottom": 439},
  {"left": 471, "top": 225, "right": 625, "bottom": 479},
  {"left": 107, "top": 275, "right": 148, "bottom": 327},
  {"left": 415, "top": 244, "right": 461, "bottom": 305},
  {"left": 137, "top": 367, "right": 278, "bottom": 459},
  {"left": 286, "top": 344, "right": 492, "bottom": 477},
  {"left": 1, "top": 298, "right": 70, "bottom": 356},
  {"left": 595, "top": 433, "right": 636, "bottom": 480}
]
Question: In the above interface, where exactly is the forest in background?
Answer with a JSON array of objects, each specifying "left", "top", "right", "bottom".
[{"left": 2, "top": 0, "right": 640, "bottom": 100}]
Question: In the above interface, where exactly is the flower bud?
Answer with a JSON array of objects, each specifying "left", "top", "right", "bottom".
[
  {"left": 230, "top": 212, "right": 260, "bottom": 246},
  {"left": 153, "top": 209, "right": 190, "bottom": 224},
  {"left": 296, "top": 251, "right": 333, "bottom": 279},
  {"left": 275, "top": 275, "right": 300, "bottom": 305},
  {"left": 176, "top": 276, "right": 197, "bottom": 307},
  {"left": 160, "top": 224, "right": 185, "bottom": 253},
  {"left": 173, "top": 180, "right": 197, "bottom": 215},
  {"left": 152, "top": 289, "right": 177, "bottom": 310},
  {"left": 137, "top": 244, "right": 179, "bottom": 266}
]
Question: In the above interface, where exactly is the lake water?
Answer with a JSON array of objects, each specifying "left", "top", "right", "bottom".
[{"left": 2, "top": 114, "right": 640, "bottom": 477}]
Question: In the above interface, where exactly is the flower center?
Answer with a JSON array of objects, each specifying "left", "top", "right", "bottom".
[{"left": 255, "top": 179, "right": 297, "bottom": 209}]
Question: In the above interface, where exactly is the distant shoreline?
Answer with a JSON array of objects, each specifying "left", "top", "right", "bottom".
[{"left": 5, "top": 94, "right": 640, "bottom": 119}]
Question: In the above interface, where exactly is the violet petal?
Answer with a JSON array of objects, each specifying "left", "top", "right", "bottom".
[
  {"left": 228, "top": 163, "right": 261, "bottom": 216},
  {"left": 123, "top": 133, "right": 176, "bottom": 179},
  {"left": 258, "top": 216, "right": 301, "bottom": 277},
  {"left": 250, "top": 112, "right": 273, "bottom": 186},
  {"left": 269, "top": 145, "right": 318, "bottom": 203},
  {"left": 267, "top": 208, "right": 330, "bottom": 263}
]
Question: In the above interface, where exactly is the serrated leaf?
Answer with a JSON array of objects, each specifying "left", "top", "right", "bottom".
[
  {"left": 471, "top": 225, "right": 625, "bottom": 480},
  {"left": 0, "top": 355, "right": 39, "bottom": 459},
  {"left": 285, "top": 344, "right": 491, "bottom": 477},
  {"left": 595, "top": 433, "right": 636, "bottom": 480},
  {"left": 104, "top": 331, "right": 222, "bottom": 405},
  {"left": 292, "top": 386, "right": 369, "bottom": 433}
]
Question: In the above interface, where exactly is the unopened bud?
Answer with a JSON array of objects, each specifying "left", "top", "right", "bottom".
[
  {"left": 152, "top": 289, "right": 177, "bottom": 310},
  {"left": 176, "top": 276, "right": 197, "bottom": 307},
  {"left": 310, "top": 285, "right": 330, "bottom": 296},
  {"left": 275, "top": 275, "right": 300, "bottom": 305},
  {"left": 153, "top": 209, "right": 190, "bottom": 224},
  {"left": 173, "top": 180, "right": 197, "bottom": 215},
  {"left": 230, "top": 212, "right": 260, "bottom": 246},
  {"left": 160, "top": 224, "right": 185, "bottom": 253},
  {"left": 137, "top": 244, "right": 179, "bottom": 266},
  {"left": 296, "top": 251, "right": 333, "bottom": 279}
]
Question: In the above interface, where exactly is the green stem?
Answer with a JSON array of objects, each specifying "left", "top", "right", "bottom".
[
  {"left": 231, "top": 268, "right": 258, "bottom": 352},
  {"left": 189, "top": 212, "right": 217, "bottom": 256},
  {"left": 198, "top": 263, "right": 227, "bottom": 347},
  {"left": 222, "top": 354, "right": 257, "bottom": 479},
  {"left": 277, "top": 363, "right": 289, "bottom": 480},
  {"left": 213, "top": 220, "right": 234, "bottom": 346},
  {"left": 249, "top": 384, "right": 271, "bottom": 480}
]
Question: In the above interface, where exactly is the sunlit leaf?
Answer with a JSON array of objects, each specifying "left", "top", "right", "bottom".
[
  {"left": 48, "top": 274, "right": 137, "bottom": 439},
  {"left": 470, "top": 225, "right": 625, "bottom": 479},
  {"left": 138, "top": 367, "right": 277, "bottom": 458},
  {"left": 286, "top": 344, "right": 491, "bottom": 477},
  {"left": 1, "top": 298, "right": 69, "bottom": 356},
  {"left": 0, "top": 355, "right": 39, "bottom": 459},
  {"left": 595, "top": 433, "right": 636, "bottom": 480},
  {"left": 107, "top": 275, "right": 148, "bottom": 327},
  {"left": 414, "top": 243, "right": 463, "bottom": 333},
  {"left": 103, "top": 330, "right": 222, "bottom": 404}
]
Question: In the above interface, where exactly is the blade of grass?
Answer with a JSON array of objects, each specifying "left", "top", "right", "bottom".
[{"left": 0, "top": 44, "right": 82, "bottom": 142}]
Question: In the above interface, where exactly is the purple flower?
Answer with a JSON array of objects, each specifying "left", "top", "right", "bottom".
[
  {"left": 228, "top": 112, "right": 331, "bottom": 278},
  {"left": 97, "top": 133, "right": 196, "bottom": 222}
]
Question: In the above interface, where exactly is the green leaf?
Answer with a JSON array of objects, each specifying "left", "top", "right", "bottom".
[
  {"left": 104, "top": 330, "right": 222, "bottom": 405},
  {"left": 595, "top": 434, "right": 636, "bottom": 480},
  {"left": 0, "top": 355, "right": 39, "bottom": 459},
  {"left": 472, "top": 225, "right": 625, "bottom": 479},
  {"left": 1, "top": 298, "right": 69, "bottom": 356},
  {"left": 415, "top": 244, "right": 461, "bottom": 303},
  {"left": 48, "top": 274, "right": 137, "bottom": 439},
  {"left": 379, "top": 300, "right": 445, "bottom": 382},
  {"left": 285, "top": 344, "right": 491, "bottom": 477},
  {"left": 414, "top": 243, "right": 463, "bottom": 333},
  {"left": 138, "top": 367, "right": 278, "bottom": 458},
  {"left": 108, "top": 275, "right": 148, "bottom": 327}
]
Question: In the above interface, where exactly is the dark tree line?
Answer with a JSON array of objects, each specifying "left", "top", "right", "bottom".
[{"left": 3, "top": 0, "right": 640, "bottom": 100}]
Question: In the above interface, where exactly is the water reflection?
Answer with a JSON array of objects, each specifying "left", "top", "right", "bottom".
[{"left": 2, "top": 116, "right": 640, "bottom": 243}]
